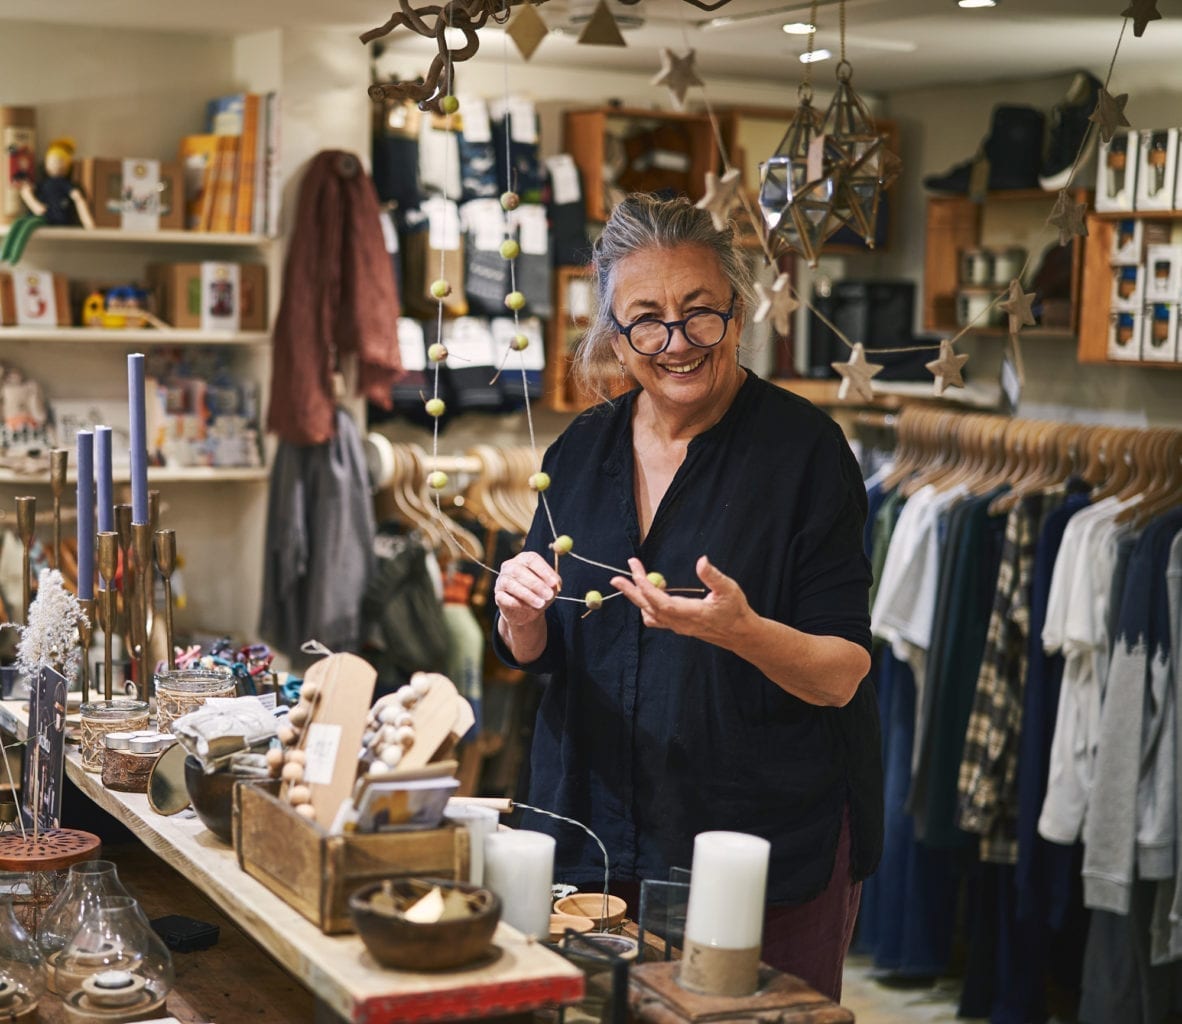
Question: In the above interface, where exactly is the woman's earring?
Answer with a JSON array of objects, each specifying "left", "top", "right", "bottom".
[{"left": 618, "top": 361, "right": 626, "bottom": 378}]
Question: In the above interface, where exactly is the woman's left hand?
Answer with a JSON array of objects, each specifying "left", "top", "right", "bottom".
[{"left": 610, "top": 555, "right": 751, "bottom": 650}]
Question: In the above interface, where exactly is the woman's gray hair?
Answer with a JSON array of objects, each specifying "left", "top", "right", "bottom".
[{"left": 571, "top": 194, "right": 755, "bottom": 400}]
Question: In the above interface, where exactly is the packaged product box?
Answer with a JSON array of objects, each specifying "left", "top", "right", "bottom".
[
  {"left": 1096, "top": 130, "right": 1138, "bottom": 213},
  {"left": 1135, "top": 128, "right": 1178, "bottom": 211},
  {"left": 1144, "top": 243, "right": 1182, "bottom": 301},
  {"left": 1142, "top": 302, "right": 1178, "bottom": 362},
  {"left": 147, "top": 261, "right": 267, "bottom": 331},
  {"left": 1109, "top": 263, "right": 1144, "bottom": 312},
  {"left": 1110, "top": 218, "right": 1143, "bottom": 265},
  {"left": 0, "top": 269, "right": 71, "bottom": 326},
  {"left": 0, "top": 106, "right": 35, "bottom": 225},
  {"left": 77, "top": 158, "right": 184, "bottom": 230},
  {"left": 1107, "top": 309, "right": 1142, "bottom": 361}
]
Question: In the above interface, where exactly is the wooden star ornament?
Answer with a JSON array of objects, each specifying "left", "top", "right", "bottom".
[
  {"left": 1122, "top": 0, "right": 1161, "bottom": 37},
  {"left": 925, "top": 339, "right": 969, "bottom": 397},
  {"left": 1048, "top": 189, "right": 1089, "bottom": 246},
  {"left": 753, "top": 273, "right": 799, "bottom": 336},
  {"left": 652, "top": 49, "right": 703, "bottom": 111},
  {"left": 999, "top": 278, "right": 1037, "bottom": 334},
  {"left": 695, "top": 168, "right": 743, "bottom": 230},
  {"left": 832, "top": 343, "right": 884, "bottom": 403},
  {"left": 1090, "top": 87, "right": 1130, "bottom": 144}
]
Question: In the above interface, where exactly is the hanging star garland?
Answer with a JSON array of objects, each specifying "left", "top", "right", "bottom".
[
  {"left": 695, "top": 168, "right": 743, "bottom": 230},
  {"left": 1090, "top": 87, "right": 1131, "bottom": 144},
  {"left": 925, "top": 339, "right": 969, "bottom": 397},
  {"left": 1121, "top": 0, "right": 1161, "bottom": 37},
  {"left": 999, "top": 278, "right": 1037, "bottom": 334},
  {"left": 753, "top": 273, "right": 800, "bottom": 336},
  {"left": 832, "top": 342, "right": 883, "bottom": 403},
  {"left": 1047, "top": 189, "right": 1089, "bottom": 246},
  {"left": 652, "top": 49, "right": 703, "bottom": 111}
]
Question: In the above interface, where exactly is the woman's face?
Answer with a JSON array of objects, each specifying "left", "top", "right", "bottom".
[{"left": 609, "top": 244, "right": 743, "bottom": 416}]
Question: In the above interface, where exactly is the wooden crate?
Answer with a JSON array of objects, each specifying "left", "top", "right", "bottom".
[{"left": 233, "top": 782, "right": 469, "bottom": 935}]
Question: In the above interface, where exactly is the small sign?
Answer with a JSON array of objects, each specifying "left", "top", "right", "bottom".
[
  {"left": 120, "top": 158, "right": 164, "bottom": 232},
  {"left": 23, "top": 666, "right": 68, "bottom": 830},
  {"left": 12, "top": 268, "right": 59, "bottom": 327},
  {"left": 200, "top": 262, "right": 241, "bottom": 331},
  {"left": 303, "top": 722, "right": 342, "bottom": 786}
]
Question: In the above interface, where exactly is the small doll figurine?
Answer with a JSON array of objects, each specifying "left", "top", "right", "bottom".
[{"left": 0, "top": 137, "right": 94, "bottom": 265}]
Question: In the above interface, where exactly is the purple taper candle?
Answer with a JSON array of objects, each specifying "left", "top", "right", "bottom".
[
  {"left": 95, "top": 424, "right": 113, "bottom": 534},
  {"left": 128, "top": 353, "right": 149, "bottom": 524},
  {"left": 76, "top": 430, "right": 94, "bottom": 601}
]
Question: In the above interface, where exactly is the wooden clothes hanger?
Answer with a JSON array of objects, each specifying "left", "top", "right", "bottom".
[{"left": 1090, "top": 427, "right": 1136, "bottom": 503}]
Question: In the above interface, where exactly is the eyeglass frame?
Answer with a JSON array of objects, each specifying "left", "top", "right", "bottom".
[{"left": 609, "top": 293, "right": 738, "bottom": 357}]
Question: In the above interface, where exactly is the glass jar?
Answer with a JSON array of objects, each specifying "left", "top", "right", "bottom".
[
  {"left": 39, "top": 860, "right": 131, "bottom": 990},
  {"left": 154, "top": 667, "right": 236, "bottom": 735},
  {"left": 78, "top": 700, "right": 150, "bottom": 773},
  {"left": 54, "top": 895, "right": 173, "bottom": 1017},
  {"left": 0, "top": 894, "right": 47, "bottom": 1018}
]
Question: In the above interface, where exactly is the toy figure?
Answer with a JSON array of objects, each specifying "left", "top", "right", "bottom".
[{"left": 0, "top": 137, "right": 94, "bottom": 265}]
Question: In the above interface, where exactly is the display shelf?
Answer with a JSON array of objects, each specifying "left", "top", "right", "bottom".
[
  {"left": 0, "top": 326, "right": 269, "bottom": 345},
  {"left": 0, "top": 701, "right": 585, "bottom": 1024},
  {"left": 1091, "top": 208, "right": 1182, "bottom": 222},
  {"left": 0, "top": 225, "right": 273, "bottom": 246},
  {"left": 773, "top": 376, "right": 1002, "bottom": 410},
  {"left": 0, "top": 465, "right": 268, "bottom": 485}
]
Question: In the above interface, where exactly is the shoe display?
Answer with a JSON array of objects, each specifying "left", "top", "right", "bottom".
[
  {"left": 1039, "top": 71, "right": 1102, "bottom": 191},
  {"left": 923, "top": 104, "right": 1046, "bottom": 194}
]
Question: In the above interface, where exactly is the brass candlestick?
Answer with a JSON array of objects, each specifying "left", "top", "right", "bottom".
[
  {"left": 132, "top": 522, "right": 153, "bottom": 701},
  {"left": 49, "top": 449, "right": 68, "bottom": 572},
  {"left": 77, "top": 598, "right": 94, "bottom": 703},
  {"left": 149, "top": 489, "right": 160, "bottom": 532},
  {"left": 15, "top": 497, "right": 35, "bottom": 625},
  {"left": 98, "top": 531, "right": 119, "bottom": 700},
  {"left": 154, "top": 530, "right": 177, "bottom": 672},
  {"left": 115, "top": 504, "right": 134, "bottom": 640}
]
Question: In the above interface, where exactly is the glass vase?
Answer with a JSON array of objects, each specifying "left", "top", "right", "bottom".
[
  {"left": 39, "top": 859, "right": 131, "bottom": 991},
  {"left": 54, "top": 895, "right": 173, "bottom": 1018},
  {"left": 0, "top": 893, "right": 47, "bottom": 1018},
  {"left": 154, "top": 667, "right": 236, "bottom": 735}
]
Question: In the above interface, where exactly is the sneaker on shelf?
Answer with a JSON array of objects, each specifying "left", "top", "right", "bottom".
[
  {"left": 923, "top": 156, "right": 979, "bottom": 195},
  {"left": 1039, "top": 71, "right": 1102, "bottom": 191}
]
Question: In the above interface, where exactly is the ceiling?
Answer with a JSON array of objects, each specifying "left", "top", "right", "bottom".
[{"left": 2, "top": 0, "right": 1178, "bottom": 92}]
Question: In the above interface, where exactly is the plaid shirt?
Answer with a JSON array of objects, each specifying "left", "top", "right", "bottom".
[{"left": 956, "top": 491, "right": 1054, "bottom": 863}]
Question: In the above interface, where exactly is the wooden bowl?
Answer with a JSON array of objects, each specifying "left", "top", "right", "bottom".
[
  {"left": 548, "top": 913, "right": 594, "bottom": 943},
  {"left": 183, "top": 755, "right": 237, "bottom": 844},
  {"left": 349, "top": 879, "right": 501, "bottom": 971},
  {"left": 552, "top": 893, "right": 627, "bottom": 930}
]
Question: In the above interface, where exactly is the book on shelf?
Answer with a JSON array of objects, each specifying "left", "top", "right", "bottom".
[
  {"left": 234, "top": 94, "right": 261, "bottom": 234},
  {"left": 178, "top": 134, "right": 219, "bottom": 231},
  {"left": 206, "top": 93, "right": 246, "bottom": 136},
  {"left": 194, "top": 90, "right": 280, "bottom": 234},
  {"left": 264, "top": 91, "right": 281, "bottom": 237},
  {"left": 208, "top": 135, "right": 240, "bottom": 233}
]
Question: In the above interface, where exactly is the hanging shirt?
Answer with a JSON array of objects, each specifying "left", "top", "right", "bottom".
[{"left": 493, "top": 371, "right": 881, "bottom": 905}]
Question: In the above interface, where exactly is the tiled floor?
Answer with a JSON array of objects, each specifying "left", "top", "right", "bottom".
[{"left": 842, "top": 955, "right": 984, "bottom": 1024}]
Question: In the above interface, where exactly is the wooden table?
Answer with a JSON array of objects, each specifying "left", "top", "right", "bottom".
[{"left": 0, "top": 700, "right": 584, "bottom": 1023}]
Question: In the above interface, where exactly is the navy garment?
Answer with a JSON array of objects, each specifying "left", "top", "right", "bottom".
[{"left": 493, "top": 371, "right": 882, "bottom": 904}]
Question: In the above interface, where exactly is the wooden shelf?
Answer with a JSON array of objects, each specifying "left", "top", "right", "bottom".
[
  {"left": 1091, "top": 208, "right": 1182, "bottom": 221},
  {"left": 0, "top": 327, "right": 269, "bottom": 345},
  {"left": 0, "top": 225, "right": 274, "bottom": 246},
  {"left": 0, "top": 466, "right": 268, "bottom": 485},
  {"left": 927, "top": 325, "right": 1077, "bottom": 339}
]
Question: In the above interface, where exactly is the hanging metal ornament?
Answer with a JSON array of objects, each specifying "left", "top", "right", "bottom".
[
  {"left": 757, "top": 82, "right": 848, "bottom": 268},
  {"left": 817, "top": 2, "right": 900, "bottom": 247}
]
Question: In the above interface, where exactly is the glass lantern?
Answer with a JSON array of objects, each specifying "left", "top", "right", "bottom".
[
  {"left": 0, "top": 893, "right": 47, "bottom": 1018},
  {"left": 154, "top": 667, "right": 236, "bottom": 735},
  {"left": 39, "top": 859, "right": 131, "bottom": 989},
  {"left": 54, "top": 895, "right": 174, "bottom": 1019}
]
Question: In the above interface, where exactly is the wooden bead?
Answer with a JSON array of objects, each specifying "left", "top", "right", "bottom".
[
  {"left": 378, "top": 706, "right": 401, "bottom": 725},
  {"left": 265, "top": 747, "right": 285, "bottom": 772},
  {"left": 285, "top": 748, "right": 306, "bottom": 765},
  {"left": 300, "top": 681, "right": 320, "bottom": 703},
  {"left": 295, "top": 803, "right": 317, "bottom": 820},
  {"left": 396, "top": 686, "right": 417, "bottom": 708},
  {"left": 393, "top": 710, "right": 413, "bottom": 728},
  {"left": 411, "top": 675, "right": 432, "bottom": 698},
  {"left": 281, "top": 762, "right": 304, "bottom": 783},
  {"left": 288, "top": 705, "right": 309, "bottom": 727},
  {"left": 395, "top": 725, "right": 415, "bottom": 748},
  {"left": 288, "top": 785, "right": 312, "bottom": 805},
  {"left": 277, "top": 724, "right": 296, "bottom": 746},
  {"left": 379, "top": 745, "right": 403, "bottom": 767}
]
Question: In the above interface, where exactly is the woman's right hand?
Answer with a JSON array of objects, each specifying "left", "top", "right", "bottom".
[{"left": 493, "top": 551, "right": 562, "bottom": 628}]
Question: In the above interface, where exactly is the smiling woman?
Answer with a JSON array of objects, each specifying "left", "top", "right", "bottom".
[{"left": 492, "top": 194, "right": 882, "bottom": 1004}]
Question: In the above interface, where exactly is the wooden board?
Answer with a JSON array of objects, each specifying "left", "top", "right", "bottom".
[{"left": 0, "top": 700, "right": 583, "bottom": 1024}]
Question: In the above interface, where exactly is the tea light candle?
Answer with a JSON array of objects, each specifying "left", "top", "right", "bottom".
[
  {"left": 95, "top": 425, "right": 113, "bottom": 533},
  {"left": 483, "top": 830, "right": 555, "bottom": 939},
  {"left": 76, "top": 430, "right": 94, "bottom": 601},
  {"left": 684, "top": 831, "right": 770, "bottom": 952},
  {"left": 127, "top": 353, "right": 148, "bottom": 525}
]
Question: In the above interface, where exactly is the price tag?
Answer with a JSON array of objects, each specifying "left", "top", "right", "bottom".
[
  {"left": 303, "top": 722, "right": 342, "bottom": 786},
  {"left": 546, "top": 155, "right": 582, "bottom": 206},
  {"left": 515, "top": 204, "right": 549, "bottom": 255},
  {"left": 460, "top": 95, "right": 492, "bottom": 143},
  {"left": 509, "top": 97, "right": 538, "bottom": 144},
  {"left": 446, "top": 318, "right": 496, "bottom": 367},
  {"left": 398, "top": 318, "right": 426, "bottom": 371},
  {"left": 379, "top": 209, "right": 398, "bottom": 254},
  {"left": 463, "top": 198, "right": 504, "bottom": 251},
  {"left": 424, "top": 197, "right": 460, "bottom": 251}
]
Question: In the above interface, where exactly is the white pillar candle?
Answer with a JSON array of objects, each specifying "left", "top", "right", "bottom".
[
  {"left": 445, "top": 804, "right": 500, "bottom": 885},
  {"left": 684, "top": 831, "right": 770, "bottom": 950},
  {"left": 483, "top": 830, "right": 555, "bottom": 939}
]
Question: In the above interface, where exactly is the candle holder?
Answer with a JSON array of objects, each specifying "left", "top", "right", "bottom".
[
  {"left": 115, "top": 505, "right": 134, "bottom": 644},
  {"left": 15, "top": 496, "right": 35, "bottom": 625},
  {"left": 78, "top": 700, "right": 149, "bottom": 774},
  {"left": 49, "top": 449, "right": 68, "bottom": 573},
  {"left": 148, "top": 489, "right": 160, "bottom": 533},
  {"left": 97, "top": 532, "right": 119, "bottom": 702},
  {"left": 153, "top": 667, "right": 235, "bottom": 736},
  {"left": 153, "top": 530, "right": 177, "bottom": 672},
  {"left": 0, "top": 893, "right": 47, "bottom": 1018},
  {"left": 38, "top": 860, "right": 131, "bottom": 992},
  {"left": 132, "top": 523, "right": 153, "bottom": 702},
  {"left": 77, "top": 599, "right": 94, "bottom": 704}
]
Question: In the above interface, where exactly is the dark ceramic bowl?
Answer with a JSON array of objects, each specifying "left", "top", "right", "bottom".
[
  {"left": 349, "top": 878, "right": 501, "bottom": 971},
  {"left": 182, "top": 754, "right": 237, "bottom": 844}
]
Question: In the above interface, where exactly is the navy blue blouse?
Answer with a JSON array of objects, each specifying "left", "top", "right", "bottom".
[{"left": 494, "top": 370, "right": 882, "bottom": 905}]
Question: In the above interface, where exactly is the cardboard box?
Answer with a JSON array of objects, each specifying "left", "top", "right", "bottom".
[
  {"left": 1096, "top": 131, "right": 1138, "bottom": 213},
  {"left": 1110, "top": 263, "right": 1144, "bottom": 312},
  {"left": 1145, "top": 244, "right": 1182, "bottom": 301},
  {"left": 78, "top": 157, "right": 184, "bottom": 230},
  {"left": 1108, "top": 310, "right": 1142, "bottom": 361},
  {"left": 1142, "top": 302, "right": 1178, "bottom": 362},
  {"left": 1110, "top": 218, "right": 1143, "bottom": 265},
  {"left": 0, "top": 106, "right": 35, "bottom": 226},
  {"left": 1135, "top": 128, "right": 1178, "bottom": 211},
  {"left": 234, "top": 782, "right": 470, "bottom": 934},
  {"left": 0, "top": 270, "right": 71, "bottom": 326},
  {"left": 147, "top": 261, "right": 267, "bottom": 331}
]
